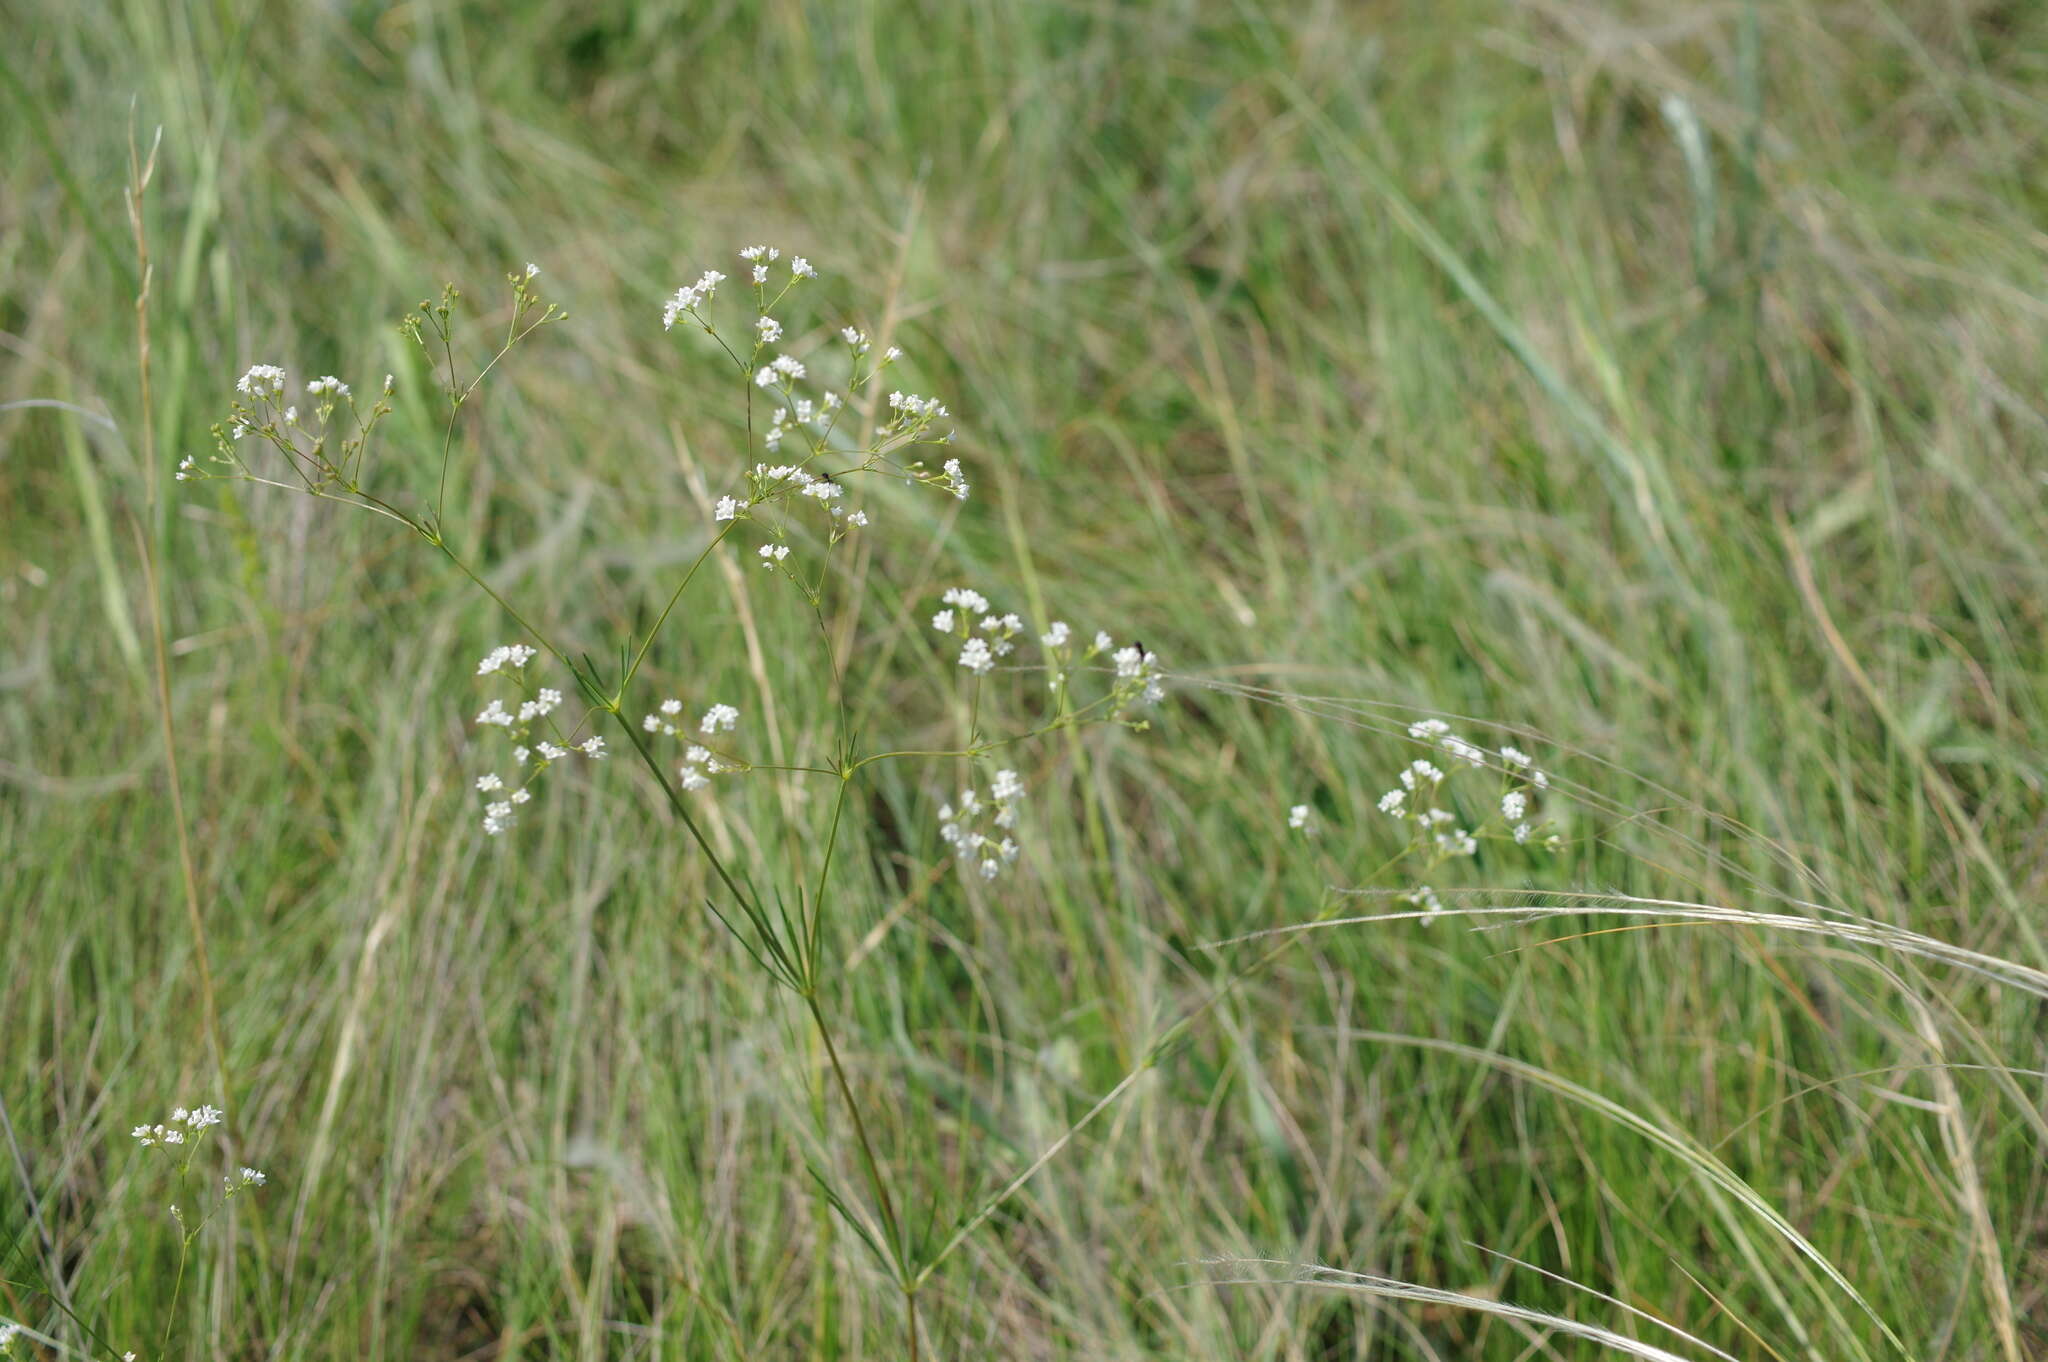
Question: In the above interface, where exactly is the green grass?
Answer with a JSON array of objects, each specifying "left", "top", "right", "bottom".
[{"left": 6, "top": 1, "right": 2048, "bottom": 1358}]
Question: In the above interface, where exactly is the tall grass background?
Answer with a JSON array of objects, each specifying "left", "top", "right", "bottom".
[{"left": 4, "top": 1, "right": 2046, "bottom": 1357}]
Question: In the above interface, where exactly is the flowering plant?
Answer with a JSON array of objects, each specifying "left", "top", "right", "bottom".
[
  {"left": 179, "top": 249, "right": 1554, "bottom": 1355},
  {"left": 184, "top": 250, "right": 1182, "bottom": 1355}
]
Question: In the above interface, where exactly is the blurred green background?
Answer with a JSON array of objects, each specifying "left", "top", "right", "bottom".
[{"left": 5, "top": 1, "right": 2047, "bottom": 1358}]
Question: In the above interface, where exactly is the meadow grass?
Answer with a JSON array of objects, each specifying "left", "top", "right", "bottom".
[{"left": 4, "top": 2, "right": 2047, "bottom": 1358}]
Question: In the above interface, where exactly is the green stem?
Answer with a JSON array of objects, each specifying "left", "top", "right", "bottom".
[
  {"left": 802, "top": 988, "right": 905, "bottom": 1273},
  {"left": 431, "top": 539, "right": 576, "bottom": 671},
  {"left": 809, "top": 777, "right": 851, "bottom": 972},
  {"left": 611, "top": 711, "right": 757, "bottom": 914},
  {"left": 617, "top": 522, "right": 741, "bottom": 699}
]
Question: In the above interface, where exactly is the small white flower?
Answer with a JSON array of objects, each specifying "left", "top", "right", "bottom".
[
  {"left": 662, "top": 270, "right": 726, "bottom": 329},
  {"left": 791, "top": 256, "right": 816, "bottom": 279},
  {"left": 1501, "top": 791, "right": 1527, "bottom": 822},
  {"left": 517, "top": 689, "right": 562, "bottom": 722},
  {"left": 939, "top": 458, "right": 970, "bottom": 498},
  {"left": 512, "top": 746, "right": 531, "bottom": 765},
  {"left": 1406, "top": 885, "right": 1444, "bottom": 917},
  {"left": 755, "top": 316, "right": 782, "bottom": 344},
  {"left": 239, "top": 1166, "right": 267, "bottom": 1186},
  {"left": 846, "top": 509, "right": 870, "bottom": 527},
  {"left": 1407, "top": 719, "right": 1450, "bottom": 740},
  {"left": 931, "top": 609, "right": 956, "bottom": 633},
  {"left": 1040, "top": 621, "right": 1071, "bottom": 648},
  {"left": 1441, "top": 736, "right": 1487, "bottom": 768},
  {"left": 476, "top": 643, "right": 537, "bottom": 675},
  {"left": 306, "top": 375, "right": 350, "bottom": 397},
  {"left": 476, "top": 773, "right": 504, "bottom": 792},
  {"left": 578, "top": 736, "right": 606, "bottom": 758},
  {"left": 1398, "top": 760, "right": 1442, "bottom": 790},
  {"left": 510, "top": 788, "right": 532, "bottom": 805},
  {"left": 701, "top": 703, "right": 739, "bottom": 734},
  {"left": 678, "top": 764, "right": 709, "bottom": 791},
  {"left": 236, "top": 364, "right": 286, "bottom": 396},
  {"left": 1377, "top": 789, "right": 1407, "bottom": 816},
  {"left": 1500, "top": 746, "right": 1531, "bottom": 768},
  {"left": 941, "top": 587, "right": 990, "bottom": 615},
  {"left": 958, "top": 638, "right": 995, "bottom": 674},
  {"left": 1513, "top": 821, "right": 1534, "bottom": 844},
  {"left": 887, "top": 391, "right": 947, "bottom": 420},
  {"left": 1288, "top": 804, "right": 1316, "bottom": 835},
  {"left": 536, "top": 742, "right": 569, "bottom": 760},
  {"left": 757, "top": 543, "right": 790, "bottom": 567},
  {"left": 991, "top": 769, "right": 1024, "bottom": 803}
]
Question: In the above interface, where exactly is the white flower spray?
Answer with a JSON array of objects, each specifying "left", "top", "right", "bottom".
[{"left": 191, "top": 246, "right": 1192, "bottom": 1355}]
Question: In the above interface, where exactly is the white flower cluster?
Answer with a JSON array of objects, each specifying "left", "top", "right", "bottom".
[
  {"left": 475, "top": 642, "right": 537, "bottom": 676},
  {"left": 236, "top": 364, "right": 286, "bottom": 397},
  {"left": 755, "top": 353, "right": 806, "bottom": 389},
  {"left": 1288, "top": 803, "right": 1317, "bottom": 836},
  {"left": 939, "top": 769, "right": 1025, "bottom": 879},
  {"left": 935, "top": 605, "right": 1167, "bottom": 717},
  {"left": 132, "top": 1103, "right": 224, "bottom": 1147},
  {"left": 471, "top": 644, "right": 604, "bottom": 835},
  {"left": 885, "top": 390, "right": 948, "bottom": 427},
  {"left": 193, "top": 355, "right": 403, "bottom": 488},
  {"left": 128, "top": 1100, "right": 266, "bottom": 1246},
  {"left": 1111, "top": 641, "right": 1165, "bottom": 708},
  {"left": 930, "top": 588, "right": 1026, "bottom": 676},
  {"left": 663, "top": 269, "right": 727, "bottom": 330},
  {"left": 664, "top": 246, "right": 962, "bottom": 565},
  {"left": 641, "top": 697, "right": 743, "bottom": 791},
  {"left": 1404, "top": 885, "right": 1445, "bottom": 917},
  {"left": 1371, "top": 720, "right": 1559, "bottom": 869}
]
